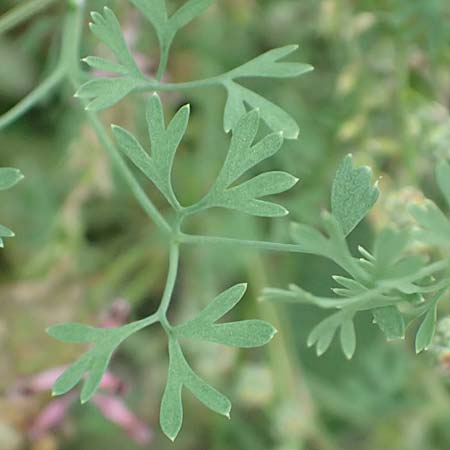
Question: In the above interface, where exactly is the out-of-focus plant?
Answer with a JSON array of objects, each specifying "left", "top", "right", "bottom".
[
  {"left": 0, "top": 167, "right": 23, "bottom": 247},
  {"left": 264, "top": 159, "right": 450, "bottom": 358}
]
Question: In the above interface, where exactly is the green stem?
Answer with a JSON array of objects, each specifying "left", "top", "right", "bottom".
[
  {"left": 157, "top": 242, "right": 180, "bottom": 326},
  {"left": 122, "top": 312, "right": 160, "bottom": 337},
  {"left": 179, "top": 232, "right": 312, "bottom": 254},
  {"left": 60, "top": 0, "right": 85, "bottom": 76},
  {"left": 0, "top": 0, "right": 57, "bottom": 34},
  {"left": 0, "top": 67, "right": 65, "bottom": 130},
  {"left": 135, "top": 75, "right": 223, "bottom": 92},
  {"left": 156, "top": 44, "right": 170, "bottom": 82}
]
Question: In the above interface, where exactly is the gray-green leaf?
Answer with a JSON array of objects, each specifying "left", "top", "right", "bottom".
[
  {"left": 340, "top": 318, "right": 356, "bottom": 359},
  {"left": 131, "top": 0, "right": 212, "bottom": 52},
  {"left": 175, "top": 284, "right": 277, "bottom": 348},
  {"left": 76, "top": 8, "right": 145, "bottom": 111},
  {"left": 197, "top": 110, "right": 297, "bottom": 217},
  {"left": 224, "top": 81, "right": 300, "bottom": 139},
  {"left": 48, "top": 318, "right": 156, "bottom": 403},
  {"left": 415, "top": 303, "right": 438, "bottom": 353},
  {"left": 372, "top": 306, "right": 405, "bottom": 340},
  {"left": 228, "top": 45, "right": 313, "bottom": 79},
  {"left": 160, "top": 338, "right": 230, "bottom": 441},
  {"left": 331, "top": 154, "right": 380, "bottom": 236},
  {"left": 0, "top": 168, "right": 24, "bottom": 190},
  {"left": 113, "top": 93, "right": 189, "bottom": 208}
]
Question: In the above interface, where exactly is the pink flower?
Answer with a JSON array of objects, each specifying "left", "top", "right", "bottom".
[
  {"left": 92, "top": 395, "right": 153, "bottom": 445},
  {"left": 12, "top": 299, "right": 152, "bottom": 445},
  {"left": 16, "top": 368, "right": 152, "bottom": 445}
]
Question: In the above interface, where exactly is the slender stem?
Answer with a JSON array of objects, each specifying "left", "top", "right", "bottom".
[
  {"left": 122, "top": 312, "right": 159, "bottom": 337},
  {"left": 0, "top": 67, "right": 65, "bottom": 130},
  {"left": 0, "top": 0, "right": 57, "bottom": 34},
  {"left": 156, "top": 44, "right": 170, "bottom": 82},
  {"left": 62, "top": 1, "right": 172, "bottom": 235},
  {"left": 135, "top": 75, "right": 223, "bottom": 92},
  {"left": 179, "top": 232, "right": 311, "bottom": 254},
  {"left": 60, "top": 0, "right": 85, "bottom": 76},
  {"left": 157, "top": 242, "right": 180, "bottom": 323}
]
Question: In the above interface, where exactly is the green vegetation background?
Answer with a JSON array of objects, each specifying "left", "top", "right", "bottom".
[{"left": 1, "top": 0, "right": 450, "bottom": 449}]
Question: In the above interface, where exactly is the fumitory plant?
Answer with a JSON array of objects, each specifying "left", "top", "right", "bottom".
[
  {"left": 2, "top": 0, "right": 450, "bottom": 444},
  {"left": 1, "top": 0, "right": 314, "bottom": 441}
]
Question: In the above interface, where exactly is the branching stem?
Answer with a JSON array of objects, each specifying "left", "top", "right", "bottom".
[{"left": 179, "top": 232, "right": 318, "bottom": 254}]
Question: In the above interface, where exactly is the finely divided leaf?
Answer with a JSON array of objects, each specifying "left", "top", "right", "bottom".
[
  {"left": 228, "top": 45, "right": 313, "bottom": 79},
  {"left": 224, "top": 81, "right": 300, "bottom": 138},
  {"left": 160, "top": 339, "right": 230, "bottom": 441},
  {"left": 340, "top": 318, "right": 356, "bottom": 359},
  {"left": 160, "top": 362, "right": 183, "bottom": 441},
  {"left": 52, "top": 352, "right": 93, "bottom": 397},
  {"left": 76, "top": 77, "right": 143, "bottom": 111},
  {"left": 0, "top": 168, "right": 24, "bottom": 190},
  {"left": 88, "top": 8, "right": 140, "bottom": 75},
  {"left": 47, "top": 323, "right": 105, "bottom": 343},
  {"left": 198, "top": 110, "right": 297, "bottom": 217},
  {"left": 307, "top": 314, "right": 341, "bottom": 356},
  {"left": 415, "top": 303, "right": 437, "bottom": 353},
  {"left": 308, "top": 312, "right": 358, "bottom": 358},
  {"left": 130, "top": 0, "right": 168, "bottom": 46},
  {"left": 113, "top": 93, "right": 189, "bottom": 208},
  {"left": 178, "top": 321, "right": 276, "bottom": 348},
  {"left": 76, "top": 8, "right": 145, "bottom": 111},
  {"left": 175, "top": 284, "right": 276, "bottom": 348},
  {"left": 290, "top": 213, "right": 362, "bottom": 278},
  {"left": 169, "top": 0, "right": 213, "bottom": 33},
  {"left": 223, "top": 46, "right": 313, "bottom": 137},
  {"left": 48, "top": 322, "right": 143, "bottom": 403},
  {"left": 131, "top": 0, "right": 212, "bottom": 51},
  {"left": 331, "top": 154, "right": 379, "bottom": 236},
  {"left": 372, "top": 306, "right": 405, "bottom": 340},
  {"left": 183, "top": 283, "right": 247, "bottom": 323},
  {"left": 215, "top": 171, "right": 298, "bottom": 217}
]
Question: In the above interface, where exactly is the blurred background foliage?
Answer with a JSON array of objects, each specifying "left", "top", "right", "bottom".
[{"left": 1, "top": 0, "right": 450, "bottom": 449}]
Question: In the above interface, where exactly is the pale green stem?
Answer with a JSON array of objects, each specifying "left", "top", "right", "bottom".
[
  {"left": 135, "top": 75, "right": 223, "bottom": 92},
  {"left": 156, "top": 43, "right": 170, "bottom": 82},
  {"left": 0, "top": 0, "right": 57, "bottom": 34},
  {"left": 62, "top": 1, "right": 179, "bottom": 340},
  {"left": 157, "top": 241, "right": 180, "bottom": 329},
  {"left": 179, "top": 232, "right": 315, "bottom": 254},
  {"left": 121, "top": 312, "right": 160, "bottom": 337}
]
